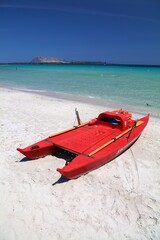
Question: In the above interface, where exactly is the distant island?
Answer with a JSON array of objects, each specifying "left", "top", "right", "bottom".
[
  {"left": 30, "top": 56, "right": 106, "bottom": 65},
  {"left": 0, "top": 56, "right": 107, "bottom": 65},
  {"left": 31, "top": 56, "right": 67, "bottom": 64}
]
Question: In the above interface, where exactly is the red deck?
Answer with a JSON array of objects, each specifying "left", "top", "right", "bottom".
[{"left": 50, "top": 124, "right": 121, "bottom": 154}]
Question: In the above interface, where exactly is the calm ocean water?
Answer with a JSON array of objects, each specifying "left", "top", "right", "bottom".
[{"left": 0, "top": 64, "right": 160, "bottom": 116}]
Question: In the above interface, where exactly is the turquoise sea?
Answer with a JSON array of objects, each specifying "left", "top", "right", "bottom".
[{"left": 0, "top": 64, "right": 160, "bottom": 117}]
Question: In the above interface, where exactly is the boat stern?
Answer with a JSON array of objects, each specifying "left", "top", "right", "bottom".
[{"left": 17, "top": 139, "right": 56, "bottom": 159}]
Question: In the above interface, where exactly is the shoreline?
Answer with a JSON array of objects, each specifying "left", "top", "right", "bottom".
[
  {"left": 1, "top": 62, "right": 160, "bottom": 67},
  {"left": 1, "top": 85, "right": 159, "bottom": 118},
  {"left": 0, "top": 86, "right": 160, "bottom": 240}
]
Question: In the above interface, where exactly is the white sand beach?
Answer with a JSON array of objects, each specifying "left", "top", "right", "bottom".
[{"left": 0, "top": 87, "right": 160, "bottom": 240}]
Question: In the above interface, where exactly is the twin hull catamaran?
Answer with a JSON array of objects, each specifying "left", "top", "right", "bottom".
[{"left": 17, "top": 109, "right": 149, "bottom": 179}]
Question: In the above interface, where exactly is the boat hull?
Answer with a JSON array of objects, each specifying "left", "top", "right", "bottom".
[
  {"left": 17, "top": 113, "right": 149, "bottom": 179},
  {"left": 57, "top": 134, "right": 140, "bottom": 179},
  {"left": 57, "top": 115, "right": 149, "bottom": 179}
]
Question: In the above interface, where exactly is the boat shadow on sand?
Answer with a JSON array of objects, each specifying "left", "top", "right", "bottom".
[
  {"left": 18, "top": 151, "right": 71, "bottom": 186},
  {"left": 52, "top": 149, "right": 75, "bottom": 185},
  {"left": 19, "top": 157, "right": 34, "bottom": 162},
  {"left": 52, "top": 175, "right": 69, "bottom": 186}
]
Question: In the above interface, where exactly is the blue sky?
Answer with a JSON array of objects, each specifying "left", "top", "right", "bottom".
[{"left": 0, "top": 0, "right": 160, "bottom": 64}]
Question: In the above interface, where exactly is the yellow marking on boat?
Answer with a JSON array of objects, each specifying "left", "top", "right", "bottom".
[{"left": 49, "top": 122, "right": 88, "bottom": 138}]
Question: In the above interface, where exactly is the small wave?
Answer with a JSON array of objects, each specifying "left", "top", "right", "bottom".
[
  {"left": 13, "top": 87, "right": 47, "bottom": 93},
  {"left": 88, "top": 95, "right": 95, "bottom": 99}
]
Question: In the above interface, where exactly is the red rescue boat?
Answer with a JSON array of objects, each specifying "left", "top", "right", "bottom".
[{"left": 17, "top": 109, "right": 149, "bottom": 179}]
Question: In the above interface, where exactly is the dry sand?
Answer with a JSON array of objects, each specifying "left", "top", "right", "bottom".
[{"left": 0, "top": 87, "right": 160, "bottom": 240}]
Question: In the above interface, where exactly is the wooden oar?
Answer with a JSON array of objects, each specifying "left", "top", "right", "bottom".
[
  {"left": 88, "top": 120, "right": 144, "bottom": 157},
  {"left": 49, "top": 122, "right": 88, "bottom": 138}
]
